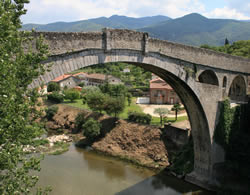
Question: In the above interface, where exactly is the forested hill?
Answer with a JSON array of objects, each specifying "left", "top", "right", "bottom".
[
  {"left": 21, "top": 15, "right": 171, "bottom": 32},
  {"left": 22, "top": 13, "right": 250, "bottom": 46},
  {"left": 140, "top": 13, "right": 250, "bottom": 46}
]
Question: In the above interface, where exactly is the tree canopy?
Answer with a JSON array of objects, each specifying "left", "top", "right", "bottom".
[
  {"left": 200, "top": 40, "right": 250, "bottom": 59},
  {"left": 0, "top": 0, "right": 50, "bottom": 193}
]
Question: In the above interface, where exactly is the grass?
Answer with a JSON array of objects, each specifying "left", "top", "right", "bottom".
[
  {"left": 63, "top": 97, "right": 188, "bottom": 126},
  {"left": 49, "top": 141, "right": 70, "bottom": 155},
  {"left": 151, "top": 115, "right": 189, "bottom": 126},
  {"left": 119, "top": 97, "right": 143, "bottom": 119}
]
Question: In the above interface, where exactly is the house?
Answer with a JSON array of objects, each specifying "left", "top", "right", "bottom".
[
  {"left": 74, "top": 72, "right": 122, "bottom": 86},
  {"left": 50, "top": 74, "right": 79, "bottom": 88},
  {"left": 150, "top": 78, "right": 180, "bottom": 104},
  {"left": 50, "top": 72, "right": 123, "bottom": 89},
  {"left": 123, "top": 67, "right": 130, "bottom": 73},
  {"left": 37, "top": 85, "right": 47, "bottom": 95}
]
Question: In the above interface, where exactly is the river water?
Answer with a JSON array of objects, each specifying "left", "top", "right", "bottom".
[{"left": 36, "top": 144, "right": 212, "bottom": 195}]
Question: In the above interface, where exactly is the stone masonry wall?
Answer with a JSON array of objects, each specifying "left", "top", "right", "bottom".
[{"left": 33, "top": 29, "right": 250, "bottom": 75}]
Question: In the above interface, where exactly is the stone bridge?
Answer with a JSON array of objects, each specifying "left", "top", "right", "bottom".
[{"left": 30, "top": 29, "right": 250, "bottom": 188}]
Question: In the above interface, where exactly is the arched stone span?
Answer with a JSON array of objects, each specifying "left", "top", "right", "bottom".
[
  {"left": 229, "top": 75, "right": 247, "bottom": 102},
  {"left": 30, "top": 29, "right": 250, "bottom": 188},
  {"left": 32, "top": 49, "right": 223, "bottom": 186},
  {"left": 198, "top": 70, "right": 219, "bottom": 86}
]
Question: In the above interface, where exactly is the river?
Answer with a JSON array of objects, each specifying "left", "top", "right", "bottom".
[{"left": 35, "top": 144, "right": 212, "bottom": 195}]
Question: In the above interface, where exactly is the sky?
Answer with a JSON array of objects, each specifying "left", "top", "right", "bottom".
[{"left": 21, "top": 0, "right": 250, "bottom": 24}]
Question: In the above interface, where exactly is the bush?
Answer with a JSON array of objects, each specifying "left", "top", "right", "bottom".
[
  {"left": 45, "top": 105, "right": 58, "bottom": 120},
  {"left": 75, "top": 112, "right": 86, "bottom": 132},
  {"left": 63, "top": 89, "right": 80, "bottom": 102},
  {"left": 128, "top": 111, "right": 152, "bottom": 124},
  {"left": 47, "top": 92, "right": 64, "bottom": 103},
  {"left": 82, "top": 118, "right": 101, "bottom": 140},
  {"left": 47, "top": 82, "right": 60, "bottom": 92}
]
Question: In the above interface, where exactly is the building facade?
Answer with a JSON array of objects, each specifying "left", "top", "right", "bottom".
[{"left": 150, "top": 78, "right": 180, "bottom": 104}]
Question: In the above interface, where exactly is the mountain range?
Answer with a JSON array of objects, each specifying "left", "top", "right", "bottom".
[{"left": 22, "top": 13, "right": 250, "bottom": 46}]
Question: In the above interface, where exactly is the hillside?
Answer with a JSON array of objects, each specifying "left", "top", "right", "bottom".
[
  {"left": 22, "top": 15, "right": 171, "bottom": 32},
  {"left": 140, "top": 13, "right": 250, "bottom": 46},
  {"left": 22, "top": 13, "right": 250, "bottom": 46}
]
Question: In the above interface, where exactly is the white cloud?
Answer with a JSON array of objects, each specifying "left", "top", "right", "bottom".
[{"left": 205, "top": 6, "right": 250, "bottom": 20}]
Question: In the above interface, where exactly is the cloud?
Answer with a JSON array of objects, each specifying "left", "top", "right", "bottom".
[
  {"left": 205, "top": 6, "right": 250, "bottom": 20},
  {"left": 21, "top": 0, "right": 207, "bottom": 24}
]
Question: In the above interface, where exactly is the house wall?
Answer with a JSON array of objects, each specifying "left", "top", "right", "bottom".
[
  {"left": 58, "top": 77, "right": 79, "bottom": 88},
  {"left": 150, "top": 88, "right": 180, "bottom": 104}
]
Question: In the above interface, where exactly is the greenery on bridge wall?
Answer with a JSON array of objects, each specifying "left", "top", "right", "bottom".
[{"left": 214, "top": 98, "right": 250, "bottom": 179}]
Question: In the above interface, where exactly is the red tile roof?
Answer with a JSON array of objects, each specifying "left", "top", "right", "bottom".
[
  {"left": 51, "top": 74, "right": 72, "bottom": 82},
  {"left": 73, "top": 72, "right": 88, "bottom": 77},
  {"left": 150, "top": 78, "right": 173, "bottom": 90},
  {"left": 87, "top": 73, "right": 106, "bottom": 80}
]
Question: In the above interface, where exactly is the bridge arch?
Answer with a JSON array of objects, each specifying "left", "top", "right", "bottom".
[
  {"left": 30, "top": 29, "right": 250, "bottom": 187},
  {"left": 198, "top": 70, "right": 219, "bottom": 86},
  {"left": 33, "top": 49, "right": 217, "bottom": 182},
  {"left": 229, "top": 75, "right": 247, "bottom": 101}
]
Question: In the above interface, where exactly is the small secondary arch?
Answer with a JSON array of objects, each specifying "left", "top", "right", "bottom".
[
  {"left": 198, "top": 70, "right": 219, "bottom": 86},
  {"left": 229, "top": 75, "right": 247, "bottom": 101}
]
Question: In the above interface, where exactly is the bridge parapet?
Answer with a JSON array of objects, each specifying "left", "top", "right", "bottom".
[{"left": 32, "top": 29, "right": 250, "bottom": 74}]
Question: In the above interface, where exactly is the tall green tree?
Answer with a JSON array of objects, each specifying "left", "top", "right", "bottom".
[{"left": 0, "top": 0, "right": 50, "bottom": 194}]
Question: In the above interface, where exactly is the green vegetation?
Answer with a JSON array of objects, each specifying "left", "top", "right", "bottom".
[
  {"left": 154, "top": 108, "right": 169, "bottom": 126},
  {"left": 73, "top": 63, "right": 152, "bottom": 91},
  {"left": 169, "top": 137, "right": 194, "bottom": 175},
  {"left": 47, "top": 92, "right": 64, "bottom": 103},
  {"left": 201, "top": 40, "right": 250, "bottom": 58},
  {"left": 214, "top": 99, "right": 250, "bottom": 180},
  {"left": 32, "top": 139, "right": 50, "bottom": 147},
  {"left": 75, "top": 112, "right": 87, "bottom": 132},
  {"left": 47, "top": 82, "right": 60, "bottom": 92},
  {"left": 49, "top": 141, "right": 70, "bottom": 155},
  {"left": 0, "top": 0, "right": 50, "bottom": 193},
  {"left": 63, "top": 89, "right": 80, "bottom": 102},
  {"left": 172, "top": 103, "right": 181, "bottom": 121},
  {"left": 128, "top": 111, "right": 152, "bottom": 124},
  {"left": 82, "top": 118, "right": 101, "bottom": 140},
  {"left": 151, "top": 115, "right": 188, "bottom": 126},
  {"left": 45, "top": 105, "right": 59, "bottom": 120},
  {"left": 105, "top": 96, "right": 125, "bottom": 118}
]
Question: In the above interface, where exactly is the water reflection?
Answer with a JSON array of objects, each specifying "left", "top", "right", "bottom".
[
  {"left": 117, "top": 171, "right": 210, "bottom": 195},
  {"left": 36, "top": 144, "right": 211, "bottom": 195}
]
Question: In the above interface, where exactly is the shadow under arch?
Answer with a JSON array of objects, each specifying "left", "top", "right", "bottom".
[
  {"left": 229, "top": 75, "right": 247, "bottom": 102},
  {"left": 198, "top": 70, "right": 219, "bottom": 86}
]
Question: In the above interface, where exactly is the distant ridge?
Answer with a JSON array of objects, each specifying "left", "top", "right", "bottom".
[
  {"left": 22, "top": 15, "right": 171, "bottom": 32},
  {"left": 22, "top": 13, "right": 250, "bottom": 46}
]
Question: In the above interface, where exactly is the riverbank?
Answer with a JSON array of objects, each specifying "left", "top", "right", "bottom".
[{"left": 43, "top": 104, "right": 170, "bottom": 169}]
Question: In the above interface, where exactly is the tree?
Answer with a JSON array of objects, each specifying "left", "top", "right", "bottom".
[
  {"left": 82, "top": 118, "right": 101, "bottom": 140},
  {"left": 47, "top": 82, "right": 60, "bottom": 92},
  {"left": 85, "top": 91, "right": 107, "bottom": 113},
  {"left": 224, "top": 38, "right": 229, "bottom": 45},
  {"left": 0, "top": 1, "right": 50, "bottom": 194},
  {"left": 154, "top": 108, "right": 169, "bottom": 126},
  {"left": 105, "top": 96, "right": 125, "bottom": 118},
  {"left": 127, "top": 93, "right": 132, "bottom": 106},
  {"left": 172, "top": 103, "right": 181, "bottom": 121},
  {"left": 63, "top": 89, "right": 80, "bottom": 102}
]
